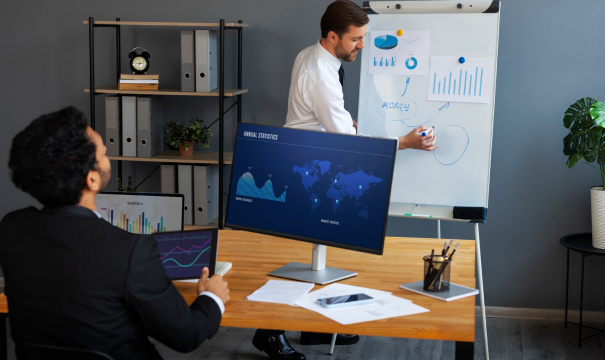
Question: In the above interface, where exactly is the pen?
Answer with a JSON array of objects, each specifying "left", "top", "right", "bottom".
[
  {"left": 447, "top": 242, "right": 460, "bottom": 260},
  {"left": 444, "top": 239, "right": 454, "bottom": 255},
  {"left": 441, "top": 241, "right": 447, "bottom": 256},
  {"left": 421, "top": 126, "right": 434, "bottom": 137},
  {"left": 404, "top": 214, "right": 432, "bottom": 217}
]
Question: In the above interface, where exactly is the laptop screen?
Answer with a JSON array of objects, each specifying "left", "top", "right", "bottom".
[
  {"left": 95, "top": 192, "right": 184, "bottom": 233},
  {"left": 154, "top": 229, "right": 218, "bottom": 280}
]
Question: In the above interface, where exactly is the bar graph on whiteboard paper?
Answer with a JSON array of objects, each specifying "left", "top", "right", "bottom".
[{"left": 427, "top": 56, "right": 494, "bottom": 104}]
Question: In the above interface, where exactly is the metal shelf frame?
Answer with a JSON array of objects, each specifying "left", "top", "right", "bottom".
[{"left": 87, "top": 17, "right": 244, "bottom": 229}]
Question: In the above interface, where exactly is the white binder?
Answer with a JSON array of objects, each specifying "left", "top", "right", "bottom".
[
  {"left": 121, "top": 96, "right": 137, "bottom": 156},
  {"left": 136, "top": 97, "right": 163, "bottom": 158},
  {"left": 195, "top": 30, "right": 217, "bottom": 92},
  {"left": 194, "top": 165, "right": 219, "bottom": 225},
  {"left": 104, "top": 96, "right": 120, "bottom": 156},
  {"left": 178, "top": 165, "right": 193, "bottom": 225},
  {"left": 181, "top": 30, "right": 195, "bottom": 92},
  {"left": 160, "top": 165, "right": 176, "bottom": 193}
]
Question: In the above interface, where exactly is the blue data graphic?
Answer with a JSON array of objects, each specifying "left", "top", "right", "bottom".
[
  {"left": 236, "top": 172, "right": 286, "bottom": 202},
  {"left": 374, "top": 35, "right": 398, "bottom": 50},
  {"left": 432, "top": 67, "right": 484, "bottom": 97},
  {"left": 227, "top": 124, "right": 396, "bottom": 251},
  {"left": 405, "top": 57, "right": 417, "bottom": 70},
  {"left": 373, "top": 56, "right": 396, "bottom": 67},
  {"left": 156, "top": 230, "right": 213, "bottom": 279}
]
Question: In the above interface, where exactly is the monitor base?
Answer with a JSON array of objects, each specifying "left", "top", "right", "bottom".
[{"left": 269, "top": 262, "right": 357, "bottom": 285}]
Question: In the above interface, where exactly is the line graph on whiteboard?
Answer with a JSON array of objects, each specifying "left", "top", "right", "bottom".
[{"left": 377, "top": 77, "right": 470, "bottom": 166}]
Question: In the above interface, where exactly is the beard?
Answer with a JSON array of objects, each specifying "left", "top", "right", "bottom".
[
  {"left": 98, "top": 167, "right": 112, "bottom": 191},
  {"left": 334, "top": 41, "right": 359, "bottom": 62}
]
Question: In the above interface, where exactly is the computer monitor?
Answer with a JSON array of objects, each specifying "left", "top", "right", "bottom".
[
  {"left": 95, "top": 192, "right": 184, "bottom": 233},
  {"left": 225, "top": 124, "right": 397, "bottom": 284},
  {"left": 154, "top": 229, "right": 218, "bottom": 280}
]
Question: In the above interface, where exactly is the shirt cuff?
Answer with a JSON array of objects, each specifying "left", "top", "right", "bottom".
[
  {"left": 199, "top": 291, "right": 225, "bottom": 314},
  {"left": 390, "top": 136, "right": 400, "bottom": 150}
]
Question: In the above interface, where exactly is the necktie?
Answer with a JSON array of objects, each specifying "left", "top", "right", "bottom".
[{"left": 338, "top": 64, "right": 348, "bottom": 111}]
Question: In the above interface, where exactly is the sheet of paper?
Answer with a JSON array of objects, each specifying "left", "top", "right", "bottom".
[
  {"left": 369, "top": 31, "right": 430, "bottom": 75},
  {"left": 427, "top": 56, "right": 495, "bottom": 104},
  {"left": 297, "top": 294, "right": 428, "bottom": 325},
  {"left": 246, "top": 280, "right": 315, "bottom": 306}
]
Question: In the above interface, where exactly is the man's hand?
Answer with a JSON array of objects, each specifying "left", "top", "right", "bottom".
[
  {"left": 352, "top": 120, "right": 358, "bottom": 131},
  {"left": 197, "top": 267, "right": 230, "bottom": 305},
  {"left": 398, "top": 126, "right": 438, "bottom": 151}
]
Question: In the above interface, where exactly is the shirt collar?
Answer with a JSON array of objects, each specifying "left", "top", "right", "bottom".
[{"left": 315, "top": 40, "right": 342, "bottom": 73}]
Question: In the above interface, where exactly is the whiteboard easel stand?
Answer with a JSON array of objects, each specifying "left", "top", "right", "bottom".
[{"left": 403, "top": 213, "right": 489, "bottom": 360}]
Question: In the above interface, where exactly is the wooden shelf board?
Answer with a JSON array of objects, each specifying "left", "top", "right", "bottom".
[
  {"left": 85, "top": 86, "right": 247, "bottom": 97},
  {"left": 83, "top": 20, "right": 248, "bottom": 27},
  {"left": 108, "top": 150, "right": 233, "bottom": 164}
]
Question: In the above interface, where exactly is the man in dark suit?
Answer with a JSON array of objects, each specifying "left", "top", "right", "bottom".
[{"left": 0, "top": 107, "right": 230, "bottom": 360}]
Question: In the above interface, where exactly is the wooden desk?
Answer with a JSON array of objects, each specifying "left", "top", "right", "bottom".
[{"left": 0, "top": 230, "right": 476, "bottom": 360}]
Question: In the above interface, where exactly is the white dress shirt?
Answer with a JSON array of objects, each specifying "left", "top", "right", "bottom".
[
  {"left": 93, "top": 208, "right": 225, "bottom": 314},
  {"left": 285, "top": 40, "right": 356, "bottom": 134}
]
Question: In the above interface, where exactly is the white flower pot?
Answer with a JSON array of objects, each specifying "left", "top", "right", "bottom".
[{"left": 591, "top": 187, "right": 605, "bottom": 249}]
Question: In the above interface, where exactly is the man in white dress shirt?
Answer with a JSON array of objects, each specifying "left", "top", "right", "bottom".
[
  {"left": 284, "top": 0, "right": 437, "bottom": 151},
  {"left": 252, "top": 2, "right": 437, "bottom": 360}
]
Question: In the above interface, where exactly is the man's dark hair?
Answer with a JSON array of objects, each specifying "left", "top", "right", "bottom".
[
  {"left": 321, "top": 0, "right": 369, "bottom": 39},
  {"left": 9, "top": 106, "right": 97, "bottom": 207}
]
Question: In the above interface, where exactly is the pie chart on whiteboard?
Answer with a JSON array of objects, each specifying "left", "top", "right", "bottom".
[{"left": 374, "top": 35, "right": 398, "bottom": 50}]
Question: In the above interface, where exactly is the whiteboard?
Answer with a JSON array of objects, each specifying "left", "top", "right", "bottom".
[{"left": 357, "top": 1, "right": 500, "bottom": 212}]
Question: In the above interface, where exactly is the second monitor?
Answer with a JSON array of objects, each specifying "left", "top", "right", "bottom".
[{"left": 226, "top": 124, "right": 397, "bottom": 284}]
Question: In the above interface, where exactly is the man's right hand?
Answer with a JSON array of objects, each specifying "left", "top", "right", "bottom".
[
  {"left": 398, "top": 126, "right": 438, "bottom": 151},
  {"left": 197, "top": 267, "right": 230, "bottom": 305}
]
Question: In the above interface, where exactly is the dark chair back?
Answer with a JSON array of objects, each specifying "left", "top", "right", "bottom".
[{"left": 18, "top": 342, "right": 115, "bottom": 360}]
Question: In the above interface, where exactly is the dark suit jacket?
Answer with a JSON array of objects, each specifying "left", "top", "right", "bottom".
[{"left": 0, "top": 206, "right": 221, "bottom": 360}]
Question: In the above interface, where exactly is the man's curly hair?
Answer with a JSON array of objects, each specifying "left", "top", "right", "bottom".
[{"left": 9, "top": 106, "right": 97, "bottom": 207}]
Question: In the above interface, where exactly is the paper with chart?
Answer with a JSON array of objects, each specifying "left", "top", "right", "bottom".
[
  {"left": 428, "top": 56, "right": 494, "bottom": 104},
  {"left": 369, "top": 31, "right": 430, "bottom": 75},
  {"left": 295, "top": 284, "right": 428, "bottom": 325}
]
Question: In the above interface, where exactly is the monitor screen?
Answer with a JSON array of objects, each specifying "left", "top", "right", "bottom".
[
  {"left": 95, "top": 192, "right": 184, "bottom": 233},
  {"left": 225, "top": 124, "right": 397, "bottom": 255},
  {"left": 154, "top": 229, "right": 218, "bottom": 280}
]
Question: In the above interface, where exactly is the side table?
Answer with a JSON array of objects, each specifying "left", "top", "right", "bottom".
[{"left": 561, "top": 233, "right": 605, "bottom": 347}]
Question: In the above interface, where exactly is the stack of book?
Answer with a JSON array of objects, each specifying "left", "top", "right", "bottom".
[{"left": 118, "top": 74, "right": 159, "bottom": 90}]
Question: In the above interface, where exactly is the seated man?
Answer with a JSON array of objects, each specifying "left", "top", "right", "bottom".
[{"left": 0, "top": 107, "right": 230, "bottom": 360}]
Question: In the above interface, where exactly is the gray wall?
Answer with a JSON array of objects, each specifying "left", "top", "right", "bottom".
[{"left": 1, "top": 0, "right": 604, "bottom": 311}]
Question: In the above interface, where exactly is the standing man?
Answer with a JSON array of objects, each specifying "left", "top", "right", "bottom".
[{"left": 252, "top": 1, "right": 438, "bottom": 360}]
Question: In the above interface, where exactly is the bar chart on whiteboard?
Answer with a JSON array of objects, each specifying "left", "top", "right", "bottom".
[{"left": 427, "top": 56, "right": 494, "bottom": 104}]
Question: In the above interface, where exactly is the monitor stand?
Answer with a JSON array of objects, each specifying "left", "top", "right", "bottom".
[{"left": 268, "top": 244, "right": 357, "bottom": 285}]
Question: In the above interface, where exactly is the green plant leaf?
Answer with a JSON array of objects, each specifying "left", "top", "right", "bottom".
[
  {"left": 585, "top": 149, "right": 598, "bottom": 162},
  {"left": 564, "top": 97, "right": 596, "bottom": 129},
  {"left": 590, "top": 102, "right": 605, "bottom": 128}
]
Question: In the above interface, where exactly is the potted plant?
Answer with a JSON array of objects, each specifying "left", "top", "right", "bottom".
[
  {"left": 563, "top": 97, "right": 605, "bottom": 248},
  {"left": 164, "top": 118, "right": 213, "bottom": 157}
]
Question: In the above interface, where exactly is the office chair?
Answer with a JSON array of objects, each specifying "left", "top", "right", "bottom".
[{"left": 18, "top": 342, "right": 115, "bottom": 360}]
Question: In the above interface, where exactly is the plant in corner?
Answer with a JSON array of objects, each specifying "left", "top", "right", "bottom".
[
  {"left": 117, "top": 176, "right": 138, "bottom": 192},
  {"left": 164, "top": 118, "right": 213, "bottom": 157},
  {"left": 563, "top": 97, "right": 605, "bottom": 248}
]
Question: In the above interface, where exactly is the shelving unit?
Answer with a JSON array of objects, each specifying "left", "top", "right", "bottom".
[{"left": 86, "top": 17, "right": 247, "bottom": 229}]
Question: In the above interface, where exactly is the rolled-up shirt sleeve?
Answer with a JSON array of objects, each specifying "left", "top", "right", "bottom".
[{"left": 306, "top": 79, "right": 356, "bottom": 135}]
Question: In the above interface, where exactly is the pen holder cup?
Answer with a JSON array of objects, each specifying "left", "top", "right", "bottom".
[{"left": 423, "top": 255, "right": 452, "bottom": 292}]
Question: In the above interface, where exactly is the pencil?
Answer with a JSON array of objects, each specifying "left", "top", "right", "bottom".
[
  {"left": 444, "top": 238, "right": 454, "bottom": 255},
  {"left": 441, "top": 241, "right": 447, "bottom": 256}
]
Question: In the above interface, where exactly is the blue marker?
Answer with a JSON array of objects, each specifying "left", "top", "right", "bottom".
[{"left": 421, "top": 126, "right": 434, "bottom": 137}]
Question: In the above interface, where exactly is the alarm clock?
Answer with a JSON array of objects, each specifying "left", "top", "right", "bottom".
[{"left": 128, "top": 47, "right": 150, "bottom": 74}]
